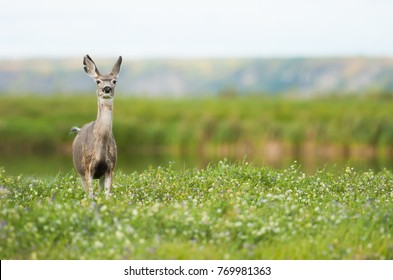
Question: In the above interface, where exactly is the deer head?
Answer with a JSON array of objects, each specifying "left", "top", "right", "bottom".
[{"left": 83, "top": 54, "right": 122, "bottom": 100}]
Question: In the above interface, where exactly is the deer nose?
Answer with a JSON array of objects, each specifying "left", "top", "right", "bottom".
[{"left": 103, "top": 86, "right": 112, "bottom": 94}]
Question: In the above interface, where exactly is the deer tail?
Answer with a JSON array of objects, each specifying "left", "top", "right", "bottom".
[{"left": 69, "top": 126, "right": 81, "bottom": 134}]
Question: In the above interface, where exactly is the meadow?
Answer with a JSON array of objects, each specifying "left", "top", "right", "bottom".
[
  {"left": 0, "top": 161, "right": 392, "bottom": 259},
  {"left": 1, "top": 94, "right": 393, "bottom": 259}
]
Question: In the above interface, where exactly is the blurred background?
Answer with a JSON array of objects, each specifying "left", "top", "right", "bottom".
[{"left": 1, "top": 0, "right": 393, "bottom": 176}]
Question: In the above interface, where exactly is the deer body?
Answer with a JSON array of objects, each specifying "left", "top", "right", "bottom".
[{"left": 72, "top": 55, "right": 122, "bottom": 197}]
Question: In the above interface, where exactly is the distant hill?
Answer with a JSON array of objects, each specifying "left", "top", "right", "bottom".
[{"left": 1, "top": 57, "right": 393, "bottom": 96}]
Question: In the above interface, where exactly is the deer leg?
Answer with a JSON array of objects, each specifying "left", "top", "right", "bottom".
[
  {"left": 80, "top": 174, "right": 88, "bottom": 192},
  {"left": 104, "top": 172, "right": 113, "bottom": 197},
  {"left": 99, "top": 176, "right": 105, "bottom": 191},
  {"left": 84, "top": 171, "right": 94, "bottom": 199}
]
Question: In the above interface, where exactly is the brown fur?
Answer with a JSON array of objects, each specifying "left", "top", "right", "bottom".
[{"left": 71, "top": 55, "right": 122, "bottom": 198}]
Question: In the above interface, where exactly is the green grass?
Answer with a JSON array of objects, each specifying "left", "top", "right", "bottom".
[
  {"left": 1, "top": 94, "right": 393, "bottom": 157},
  {"left": 1, "top": 161, "right": 392, "bottom": 259}
]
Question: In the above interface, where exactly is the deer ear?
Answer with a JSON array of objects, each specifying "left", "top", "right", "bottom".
[
  {"left": 110, "top": 56, "right": 122, "bottom": 78},
  {"left": 83, "top": 54, "right": 101, "bottom": 78}
]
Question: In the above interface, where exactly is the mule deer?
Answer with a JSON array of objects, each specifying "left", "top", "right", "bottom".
[{"left": 71, "top": 54, "right": 122, "bottom": 198}]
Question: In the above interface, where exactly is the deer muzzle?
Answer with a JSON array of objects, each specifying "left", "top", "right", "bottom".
[{"left": 103, "top": 86, "right": 112, "bottom": 94}]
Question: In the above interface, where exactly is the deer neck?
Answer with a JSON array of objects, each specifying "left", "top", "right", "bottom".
[{"left": 95, "top": 98, "right": 113, "bottom": 136}]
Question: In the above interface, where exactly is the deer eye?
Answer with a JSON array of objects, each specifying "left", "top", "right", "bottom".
[
  {"left": 112, "top": 80, "right": 117, "bottom": 85},
  {"left": 96, "top": 80, "right": 101, "bottom": 85}
]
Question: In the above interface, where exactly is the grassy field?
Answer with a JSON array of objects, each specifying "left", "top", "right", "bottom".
[
  {"left": 1, "top": 94, "right": 393, "bottom": 158},
  {"left": 1, "top": 161, "right": 392, "bottom": 259}
]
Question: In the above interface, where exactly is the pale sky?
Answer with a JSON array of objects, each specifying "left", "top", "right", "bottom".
[{"left": 2, "top": 0, "right": 393, "bottom": 58}]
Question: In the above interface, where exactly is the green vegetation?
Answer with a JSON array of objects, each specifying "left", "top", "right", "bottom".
[
  {"left": 1, "top": 94, "right": 393, "bottom": 161},
  {"left": 1, "top": 161, "right": 392, "bottom": 259}
]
